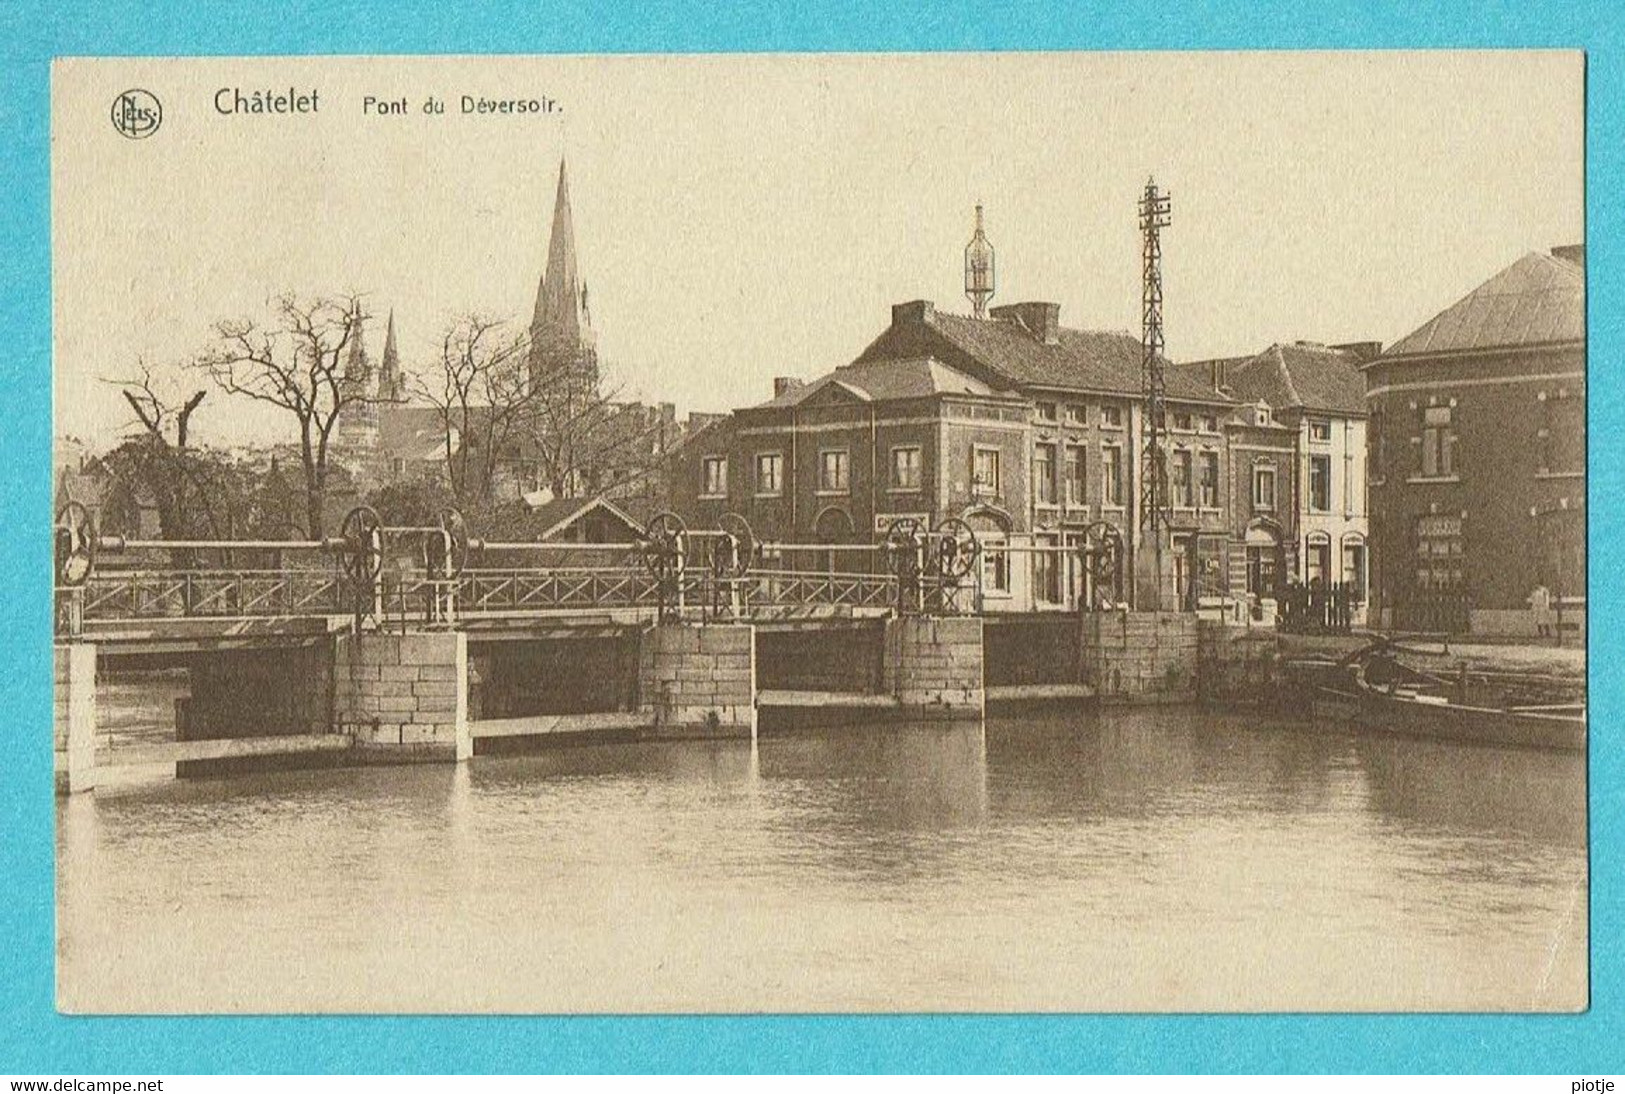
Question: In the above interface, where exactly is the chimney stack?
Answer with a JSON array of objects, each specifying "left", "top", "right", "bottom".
[
  {"left": 891, "top": 300, "right": 936, "bottom": 327},
  {"left": 1330, "top": 340, "right": 1384, "bottom": 363},
  {"left": 773, "top": 377, "right": 806, "bottom": 399},
  {"left": 990, "top": 302, "right": 1061, "bottom": 345}
]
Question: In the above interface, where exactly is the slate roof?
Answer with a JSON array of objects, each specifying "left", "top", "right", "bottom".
[
  {"left": 1187, "top": 343, "right": 1368, "bottom": 416},
  {"left": 377, "top": 405, "right": 450, "bottom": 463},
  {"left": 751, "top": 357, "right": 1000, "bottom": 410},
  {"left": 1383, "top": 250, "right": 1585, "bottom": 359},
  {"left": 851, "top": 307, "right": 1225, "bottom": 402}
]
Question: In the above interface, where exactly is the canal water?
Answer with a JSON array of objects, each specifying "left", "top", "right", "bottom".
[{"left": 57, "top": 692, "right": 1587, "bottom": 1012}]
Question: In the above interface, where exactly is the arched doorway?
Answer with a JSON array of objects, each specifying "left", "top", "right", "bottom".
[
  {"left": 812, "top": 505, "right": 857, "bottom": 573},
  {"left": 1244, "top": 520, "right": 1284, "bottom": 599}
]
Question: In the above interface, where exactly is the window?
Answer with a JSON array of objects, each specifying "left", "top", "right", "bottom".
[
  {"left": 1034, "top": 535, "right": 1061, "bottom": 604},
  {"left": 1172, "top": 449, "right": 1193, "bottom": 508},
  {"left": 1065, "top": 445, "right": 1086, "bottom": 507},
  {"left": 1305, "top": 534, "right": 1331, "bottom": 586},
  {"left": 982, "top": 538, "right": 1009, "bottom": 593},
  {"left": 1309, "top": 455, "right": 1331, "bottom": 512},
  {"left": 1541, "top": 389, "right": 1583, "bottom": 474},
  {"left": 1415, "top": 515, "right": 1464, "bottom": 590},
  {"left": 1421, "top": 405, "right": 1457, "bottom": 477},
  {"left": 1036, "top": 401, "right": 1058, "bottom": 421},
  {"left": 818, "top": 449, "right": 849, "bottom": 493},
  {"left": 1101, "top": 445, "right": 1123, "bottom": 507},
  {"left": 1342, "top": 539, "right": 1367, "bottom": 599},
  {"left": 1172, "top": 533, "right": 1192, "bottom": 606},
  {"left": 702, "top": 456, "right": 728, "bottom": 497},
  {"left": 1173, "top": 411, "right": 1194, "bottom": 432},
  {"left": 891, "top": 446, "right": 922, "bottom": 491},
  {"left": 972, "top": 447, "right": 1001, "bottom": 494},
  {"left": 1199, "top": 451, "right": 1219, "bottom": 508},
  {"left": 1200, "top": 414, "right": 1218, "bottom": 433},
  {"left": 1065, "top": 403, "right": 1087, "bottom": 425},
  {"left": 1101, "top": 405, "right": 1124, "bottom": 429},
  {"left": 1309, "top": 420, "right": 1332, "bottom": 442},
  {"left": 1253, "top": 464, "right": 1276, "bottom": 510},
  {"left": 754, "top": 452, "right": 782, "bottom": 496},
  {"left": 1034, "top": 443, "right": 1057, "bottom": 505}
]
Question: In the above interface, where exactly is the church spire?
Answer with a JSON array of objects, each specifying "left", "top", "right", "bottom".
[
  {"left": 529, "top": 158, "right": 597, "bottom": 394},
  {"left": 534, "top": 159, "right": 584, "bottom": 345},
  {"left": 344, "top": 313, "right": 371, "bottom": 380},
  {"left": 379, "top": 309, "right": 402, "bottom": 400}
]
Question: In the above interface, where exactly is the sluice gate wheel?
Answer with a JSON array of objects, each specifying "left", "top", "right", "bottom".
[
  {"left": 709, "top": 512, "right": 757, "bottom": 580},
  {"left": 54, "top": 501, "right": 97, "bottom": 587},
  {"left": 641, "top": 511, "right": 689, "bottom": 582},
  {"left": 339, "top": 505, "right": 385, "bottom": 584},
  {"left": 932, "top": 516, "right": 981, "bottom": 580}
]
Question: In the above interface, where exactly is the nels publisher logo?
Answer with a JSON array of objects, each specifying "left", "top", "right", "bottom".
[{"left": 111, "top": 89, "right": 162, "bottom": 139}]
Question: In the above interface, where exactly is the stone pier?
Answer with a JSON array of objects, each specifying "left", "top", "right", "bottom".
[
  {"left": 638, "top": 622, "right": 756, "bottom": 738},
  {"left": 1083, "top": 610, "right": 1199, "bottom": 704},
  {"left": 882, "top": 616, "right": 985, "bottom": 720},
  {"left": 333, "top": 632, "right": 469, "bottom": 762},
  {"left": 1196, "top": 620, "right": 1281, "bottom": 705},
  {"left": 53, "top": 643, "right": 98, "bottom": 795}
]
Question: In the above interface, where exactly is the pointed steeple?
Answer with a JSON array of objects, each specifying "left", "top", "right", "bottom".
[
  {"left": 529, "top": 158, "right": 597, "bottom": 395},
  {"left": 379, "top": 309, "right": 402, "bottom": 401},
  {"left": 534, "top": 159, "right": 583, "bottom": 345},
  {"left": 344, "top": 315, "right": 371, "bottom": 380}
]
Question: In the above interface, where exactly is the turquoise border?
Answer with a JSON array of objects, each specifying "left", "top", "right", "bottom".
[{"left": 1, "top": 0, "right": 1618, "bottom": 1073}]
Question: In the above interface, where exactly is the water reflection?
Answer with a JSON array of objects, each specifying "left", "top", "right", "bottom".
[{"left": 59, "top": 694, "right": 1587, "bottom": 1013}]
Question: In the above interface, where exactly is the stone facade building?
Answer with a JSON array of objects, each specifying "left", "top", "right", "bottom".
[{"left": 1364, "top": 246, "right": 1585, "bottom": 636}]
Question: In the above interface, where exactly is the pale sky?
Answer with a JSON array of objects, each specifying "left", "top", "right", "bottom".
[{"left": 53, "top": 51, "right": 1583, "bottom": 450}]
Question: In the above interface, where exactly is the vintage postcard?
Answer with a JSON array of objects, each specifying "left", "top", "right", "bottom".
[{"left": 51, "top": 52, "right": 1586, "bottom": 1014}]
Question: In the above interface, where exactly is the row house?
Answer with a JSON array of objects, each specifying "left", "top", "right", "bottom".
[
  {"left": 1181, "top": 341, "right": 1375, "bottom": 621},
  {"left": 1364, "top": 246, "right": 1585, "bottom": 637}
]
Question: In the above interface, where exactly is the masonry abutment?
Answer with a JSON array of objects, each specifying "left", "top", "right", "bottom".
[
  {"left": 637, "top": 622, "right": 757, "bottom": 739},
  {"left": 53, "top": 643, "right": 98, "bottom": 795},
  {"left": 333, "top": 631, "right": 470, "bottom": 761}
]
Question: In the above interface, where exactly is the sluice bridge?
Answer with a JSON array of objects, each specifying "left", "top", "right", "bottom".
[{"left": 52, "top": 503, "right": 1243, "bottom": 793}]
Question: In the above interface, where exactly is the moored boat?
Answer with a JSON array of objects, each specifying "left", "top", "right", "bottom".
[{"left": 1286, "top": 638, "right": 1586, "bottom": 752}]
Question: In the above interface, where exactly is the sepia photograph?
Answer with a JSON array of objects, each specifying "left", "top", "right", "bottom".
[{"left": 50, "top": 51, "right": 1586, "bottom": 1014}]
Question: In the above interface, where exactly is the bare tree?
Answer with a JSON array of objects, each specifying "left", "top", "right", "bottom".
[
  {"left": 412, "top": 315, "right": 536, "bottom": 512},
  {"left": 198, "top": 293, "right": 372, "bottom": 537},
  {"left": 101, "top": 360, "right": 233, "bottom": 540},
  {"left": 527, "top": 363, "right": 672, "bottom": 501}
]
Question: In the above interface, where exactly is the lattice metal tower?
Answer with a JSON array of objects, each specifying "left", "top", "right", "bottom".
[
  {"left": 1138, "top": 178, "right": 1173, "bottom": 545},
  {"left": 964, "top": 204, "right": 996, "bottom": 319}
]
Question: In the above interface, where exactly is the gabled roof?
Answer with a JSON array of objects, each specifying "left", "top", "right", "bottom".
[
  {"left": 1383, "top": 250, "right": 1585, "bottom": 359},
  {"left": 520, "top": 495, "right": 643, "bottom": 541},
  {"left": 1187, "top": 342, "right": 1368, "bottom": 416},
  {"left": 852, "top": 306, "right": 1226, "bottom": 402},
  {"left": 750, "top": 357, "right": 1000, "bottom": 410}
]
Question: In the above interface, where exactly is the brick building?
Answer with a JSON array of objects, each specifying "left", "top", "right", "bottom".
[
  {"left": 1364, "top": 246, "right": 1585, "bottom": 636},
  {"left": 669, "top": 299, "right": 1240, "bottom": 611}
]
